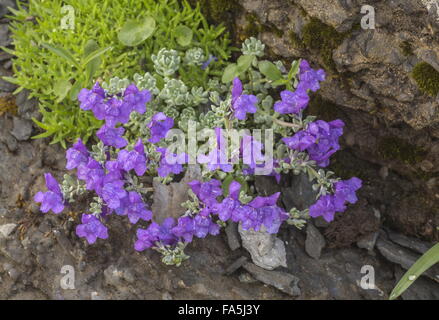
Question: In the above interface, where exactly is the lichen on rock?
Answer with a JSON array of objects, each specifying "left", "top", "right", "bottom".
[{"left": 411, "top": 62, "right": 439, "bottom": 97}]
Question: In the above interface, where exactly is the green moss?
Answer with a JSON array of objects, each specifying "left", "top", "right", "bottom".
[
  {"left": 289, "top": 31, "right": 304, "bottom": 49},
  {"left": 399, "top": 40, "right": 413, "bottom": 57},
  {"left": 411, "top": 62, "right": 439, "bottom": 97},
  {"left": 185, "top": 0, "right": 240, "bottom": 33},
  {"left": 306, "top": 94, "right": 344, "bottom": 121},
  {"left": 378, "top": 136, "right": 426, "bottom": 165},
  {"left": 301, "top": 18, "right": 346, "bottom": 72},
  {"left": 241, "top": 13, "right": 283, "bottom": 40}
]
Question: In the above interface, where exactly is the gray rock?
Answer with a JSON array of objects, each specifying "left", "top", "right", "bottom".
[
  {"left": 104, "top": 265, "right": 126, "bottom": 287},
  {"left": 224, "top": 256, "right": 248, "bottom": 275},
  {"left": 239, "top": 225, "right": 287, "bottom": 270},
  {"left": 152, "top": 164, "right": 201, "bottom": 223},
  {"left": 4, "top": 133, "right": 18, "bottom": 152},
  {"left": 281, "top": 173, "right": 318, "bottom": 211},
  {"left": 243, "top": 262, "right": 301, "bottom": 297},
  {"left": 376, "top": 237, "right": 439, "bottom": 282},
  {"left": 225, "top": 221, "right": 240, "bottom": 251},
  {"left": 10, "top": 117, "right": 33, "bottom": 141},
  {"left": 0, "top": 1, "right": 17, "bottom": 19},
  {"left": 15, "top": 90, "right": 39, "bottom": 120},
  {"left": 0, "top": 24, "right": 11, "bottom": 47},
  {"left": 394, "top": 266, "right": 439, "bottom": 300},
  {"left": 305, "top": 223, "right": 326, "bottom": 259},
  {"left": 0, "top": 223, "right": 17, "bottom": 238},
  {"left": 387, "top": 231, "right": 432, "bottom": 254},
  {"left": 356, "top": 232, "right": 379, "bottom": 251},
  {"left": 0, "top": 75, "right": 16, "bottom": 92}
]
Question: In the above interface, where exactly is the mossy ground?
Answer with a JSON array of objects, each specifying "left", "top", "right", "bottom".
[
  {"left": 301, "top": 18, "right": 347, "bottom": 72},
  {"left": 306, "top": 94, "right": 345, "bottom": 122},
  {"left": 0, "top": 94, "right": 17, "bottom": 116},
  {"left": 377, "top": 136, "right": 426, "bottom": 165},
  {"left": 399, "top": 40, "right": 413, "bottom": 57},
  {"left": 411, "top": 62, "right": 439, "bottom": 97}
]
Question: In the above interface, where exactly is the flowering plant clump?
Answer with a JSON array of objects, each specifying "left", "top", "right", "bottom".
[{"left": 35, "top": 38, "right": 362, "bottom": 266}]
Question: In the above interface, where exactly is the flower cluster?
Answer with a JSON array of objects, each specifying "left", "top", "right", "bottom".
[
  {"left": 283, "top": 120, "right": 344, "bottom": 167},
  {"left": 309, "top": 177, "right": 362, "bottom": 222},
  {"left": 274, "top": 60, "right": 325, "bottom": 115},
  {"left": 34, "top": 38, "right": 363, "bottom": 266}
]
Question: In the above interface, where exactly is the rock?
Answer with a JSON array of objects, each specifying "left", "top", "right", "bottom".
[
  {"left": 152, "top": 164, "right": 202, "bottom": 223},
  {"left": 281, "top": 173, "right": 318, "bottom": 211},
  {"left": 224, "top": 256, "right": 248, "bottom": 275},
  {"left": 225, "top": 221, "right": 240, "bottom": 251},
  {"left": 15, "top": 90, "right": 39, "bottom": 120},
  {"left": 238, "top": 272, "right": 257, "bottom": 284},
  {"left": 162, "top": 292, "right": 173, "bottom": 300},
  {"left": 254, "top": 175, "right": 281, "bottom": 196},
  {"left": 4, "top": 133, "right": 18, "bottom": 152},
  {"left": 376, "top": 237, "right": 439, "bottom": 282},
  {"left": 0, "top": 223, "right": 17, "bottom": 238},
  {"left": 394, "top": 266, "right": 439, "bottom": 300},
  {"left": 243, "top": 262, "right": 301, "bottom": 297},
  {"left": 0, "top": 1, "right": 17, "bottom": 19},
  {"left": 10, "top": 117, "right": 33, "bottom": 141},
  {"left": 387, "top": 230, "right": 432, "bottom": 254},
  {"left": 305, "top": 223, "right": 326, "bottom": 259},
  {"left": 239, "top": 225, "right": 287, "bottom": 270},
  {"left": 356, "top": 232, "right": 379, "bottom": 251},
  {"left": 0, "top": 24, "right": 11, "bottom": 47}
]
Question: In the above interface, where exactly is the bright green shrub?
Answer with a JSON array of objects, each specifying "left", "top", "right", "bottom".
[{"left": 3, "top": 0, "right": 231, "bottom": 147}]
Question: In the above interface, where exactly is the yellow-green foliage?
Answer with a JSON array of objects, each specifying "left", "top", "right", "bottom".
[
  {"left": 378, "top": 136, "right": 426, "bottom": 165},
  {"left": 301, "top": 18, "right": 346, "bottom": 71},
  {"left": 411, "top": 62, "right": 439, "bottom": 97}
]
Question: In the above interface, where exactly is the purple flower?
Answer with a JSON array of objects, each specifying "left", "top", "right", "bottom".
[
  {"left": 66, "top": 138, "right": 89, "bottom": 170},
  {"left": 197, "top": 128, "right": 232, "bottom": 172},
  {"left": 101, "top": 174, "right": 127, "bottom": 209},
  {"left": 148, "top": 112, "right": 174, "bottom": 144},
  {"left": 309, "top": 177, "right": 362, "bottom": 222},
  {"left": 156, "top": 147, "right": 186, "bottom": 177},
  {"left": 297, "top": 60, "right": 326, "bottom": 92},
  {"left": 75, "top": 214, "right": 109, "bottom": 244},
  {"left": 96, "top": 124, "right": 128, "bottom": 149},
  {"left": 134, "top": 217, "right": 177, "bottom": 251},
  {"left": 248, "top": 192, "right": 280, "bottom": 208},
  {"left": 274, "top": 89, "right": 310, "bottom": 114},
  {"left": 123, "top": 84, "right": 151, "bottom": 114},
  {"left": 231, "top": 77, "right": 258, "bottom": 120},
  {"left": 172, "top": 216, "right": 195, "bottom": 243},
  {"left": 115, "top": 191, "right": 152, "bottom": 224},
  {"left": 100, "top": 97, "right": 131, "bottom": 126},
  {"left": 193, "top": 214, "right": 220, "bottom": 238},
  {"left": 283, "top": 120, "right": 344, "bottom": 167},
  {"left": 78, "top": 82, "right": 106, "bottom": 114},
  {"left": 241, "top": 135, "right": 265, "bottom": 169},
  {"left": 77, "top": 158, "right": 105, "bottom": 192},
  {"left": 241, "top": 192, "right": 288, "bottom": 234},
  {"left": 334, "top": 177, "right": 362, "bottom": 211},
  {"left": 188, "top": 179, "right": 222, "bottom": 208},
  {"left": 34, "top": 173, "right": 65, "bottom": 214},
  {"left": 117, "top": 138, "right": 148, "bottom": 176},
  {"left": 201, "top": 55, "right": 218, "bottom": 70},
  {"left": 282, "top": 130, "right": 316, "bottom": 151},
  {"left": 309, "top": 195, "right": 337, "bottom": 222}
]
